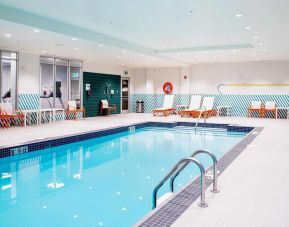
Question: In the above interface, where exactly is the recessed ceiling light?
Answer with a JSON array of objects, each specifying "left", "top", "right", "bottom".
[
  {"left": 73, "top": 47, "right": 78, "bottom": 50},
  {"left": 253, "top": 36, "right": 259, "bottom": 39},
  {"left": 72, "top": 38, "right": 77, "bottom": 41},
  {"left": 245, "top": 26, "right": 251, "bottom": 30},
  {"left": 235, "top": 14, "right": 243, "bottom": 18},
  {"left": 34, "top": 29, "right": 40, "bottom": 33},
  {"left": 4, "top": 34, "right": 11, "bottom": 37},
  {"left": 139, "top": 54, "right": 144, "bottom": 57},
  {"left": 98, "top": 44, "right": 103, "bottom": 47},
  {"left": 258, "top": 43, "right": 263, "bottom": 46}
]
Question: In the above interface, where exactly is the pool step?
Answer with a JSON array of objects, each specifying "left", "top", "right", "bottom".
[
  {"left": 143, "top": 126, "right": 227, "bottom": 134},
  {"left": 142, "top": 126, "right": 245, "bottom": 136}
]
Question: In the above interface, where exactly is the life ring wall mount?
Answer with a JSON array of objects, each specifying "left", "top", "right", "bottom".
[{"left": 163, "top": 82, "right": 173, "bottom": 94}]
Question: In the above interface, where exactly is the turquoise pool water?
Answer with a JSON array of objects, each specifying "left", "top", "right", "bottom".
[{"left": 0, "top": 126, "right": 247, "bottom": 227}]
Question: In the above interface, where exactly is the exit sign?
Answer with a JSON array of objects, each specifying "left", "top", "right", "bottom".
[{"left": 71, "top": 72, "right": 79, "bottom": 78}]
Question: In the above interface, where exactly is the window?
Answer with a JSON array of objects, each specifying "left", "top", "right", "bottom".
[{"left": 40, "top": 56, "right": 82, "bottom": 109}]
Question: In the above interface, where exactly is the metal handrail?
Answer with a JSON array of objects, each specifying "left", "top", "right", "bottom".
[
  {"left": 194, "top": 107, "right": 206, "bottom": 132},
  {"left": 152, "top": 157, "right": 207, "bottom": 209},
  {"left": 170, "top": 149, "right": 219, "bottom": 194}
]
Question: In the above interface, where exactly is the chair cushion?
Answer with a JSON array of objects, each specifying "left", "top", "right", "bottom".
[{"left": 101, "top": 100, "right": 109, "bottom": 108}]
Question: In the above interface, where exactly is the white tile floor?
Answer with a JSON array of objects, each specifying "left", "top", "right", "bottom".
[{"left": 1, "top": 113, "right": 289, "bottom": 227}]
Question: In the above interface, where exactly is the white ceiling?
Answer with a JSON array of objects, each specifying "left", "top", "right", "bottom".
[{"left": 0, "top": 0, "right": 289, "bottom": 67}]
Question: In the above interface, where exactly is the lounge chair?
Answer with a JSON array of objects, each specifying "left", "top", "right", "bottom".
[
  {"left": 191, "top": 97, "right": 215, "bottom": 118},
  {"left": 0, "top": 103, "right": 24, "bottom": 128},
  {"left": 66, "top": 101, "right": 85, "bottom": 120},
  {"left": 153, "top": 95, "right": 176, "bottom": 117},
  {"left": 180, "top": 95, "right": 202, "bottom": 117},
  {"left": 100, "top": 100, "right": 116, "bottom": 115},
  {"left": 247, "top": 101, "right": 263, "bottom": 118},
  {"left": 263, "top": 101, "right": 277, "bottom": 119}
]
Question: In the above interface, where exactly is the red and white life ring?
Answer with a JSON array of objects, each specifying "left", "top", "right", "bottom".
[{"left": 163, "top": 82, "right": 173, "bottom": 94}]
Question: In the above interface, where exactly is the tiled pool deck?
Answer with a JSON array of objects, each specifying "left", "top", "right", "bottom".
[{"left": 1, "top": 113, "right": 289, "bottom": 227}]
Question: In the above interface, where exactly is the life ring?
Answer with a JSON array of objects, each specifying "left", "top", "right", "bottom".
[{"left": 163, "top": 82, "right": 173, "bottom": 94}]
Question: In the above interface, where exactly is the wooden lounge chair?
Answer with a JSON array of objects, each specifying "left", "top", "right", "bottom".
[
  {"left": 191, "top": 97, "right": 215, "bottom": 118},
  {"left": 153, "top": 95, "right": 176, "bottom": 117},
  {"left": 180, "top": 95, "right": 202, "bottom": 117},
  {"left": 247, "top": 101, "right": 263, "bottom": 118},
  {"left": 66, "top": 101, "right": 85, "bottom": 120},
  {"left": 0, "top": 103, "right": 24, "bottom": 128},
  {"left": 263, "top": 101, "right": 277, "bottom": 119},
  {"left": 100, "top": 100, "right": 116, "bottom": 116}
]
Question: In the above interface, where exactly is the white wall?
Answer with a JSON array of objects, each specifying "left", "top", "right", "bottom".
[
  {"left": 129, "top": 68, "right": 147, "bottom": 94},
  {"left": 18, "top": 52, "right": 40, "bottom": 94},
  {"left": 190, "top": 61, "right": 289, "bottom": 94},
  {"left": 130, "top": 61, "right": 289, "bottom": 94},
  {"left": 129, "top": 67, "right": 184, "bottom": 94},
  {"left": 83, "top": 61, "right": 126, "bottom": 76}
]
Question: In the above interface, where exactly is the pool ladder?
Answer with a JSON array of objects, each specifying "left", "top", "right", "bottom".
[
  {"left": 194, "top": 107, "right": 207, "bottom": 132},
  {"left": 152, "top": 149, "right": 219, "bottom": 209}
]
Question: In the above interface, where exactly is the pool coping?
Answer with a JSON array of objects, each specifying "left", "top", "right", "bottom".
[
  {"left": 134, "top": 126, "right": 263, "bottom": 227},
  {"left": 0, "top": 121, "right": 253, "bottom": 159}
]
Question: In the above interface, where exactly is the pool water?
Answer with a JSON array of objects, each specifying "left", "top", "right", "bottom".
[{"left": 0, "top": 126, "right": 247, "bottom": 227}]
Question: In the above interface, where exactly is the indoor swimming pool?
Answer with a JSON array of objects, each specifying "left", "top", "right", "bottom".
[{"left": 0, "top": 126, "right": 248, "bottom": 227}]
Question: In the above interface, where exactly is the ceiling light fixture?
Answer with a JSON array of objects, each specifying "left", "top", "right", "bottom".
[
  {"left": 122, "top": 50, "right": 127, "bottom": 53},
  {"left": 72, "top": 38, "right": 77, "bottom": 41},
  {"left": 34, "top": 29, "right": 40, "bottom": 33},
  {"left": 73, "top": 47, "right": 78, "bottom": 50},
  {"left": 253, "top": 36, "right": 259, "bottom": 39},
  {"left": 245, "top": 26, "right": 251, "bottom": 30},
  {"left": 263, "top": 48, "right": 267, "bottom": 51},
  {"left": 42, "top": 50, "right": 47, "bottom": 53},
  {"left": 139, "top": 54, "right": 144, "bottom": 57},
  {"left": 4, "top": 34, "right": 11, "bottom": 37},
  {"left": 235, "top": 14, "right": 243, "bottom": 18},
  {"left": 98, "top": 44, "right": 103, "bottom": 47},
  {"left": 258, "top": 43, "right": 263, "bottom": 46}
]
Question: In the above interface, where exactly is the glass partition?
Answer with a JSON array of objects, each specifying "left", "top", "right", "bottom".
[
  {"left": 0, "top": 50, "right": 18, "bottom": 111},
  {"left": 55, "top": 64, "right": 68, "bottom": 108},
  {"left": 40, "top": 56, "right": 82, "bottom": 109},
  {"left": 70, "top": 66, "right": 81, "bottom": 108},
  {"left": 40, "top": 63, "right": 54, "bottom": 108}
]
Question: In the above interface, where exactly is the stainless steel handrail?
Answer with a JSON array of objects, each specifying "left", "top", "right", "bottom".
[
  {"left": 152, "top": 157, "right": 207, "bottom": 209},
  {"left": 194, "top": 107, "right": 206, "bottom": 132},
  {"left": 170, "top": 149, "right": 219, "bottom": 194}
]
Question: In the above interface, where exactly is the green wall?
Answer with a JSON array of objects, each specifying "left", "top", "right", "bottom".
[{"left": 83, "top": 72, "right": 121, "bottom": 117}]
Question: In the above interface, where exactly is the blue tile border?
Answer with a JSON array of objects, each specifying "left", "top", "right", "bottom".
[
  {"left": 134, "top": 126, "right": 263, "bottom": 227},
  {"left": 0, "top": 122, "right": 254, "bottom": 159}
]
